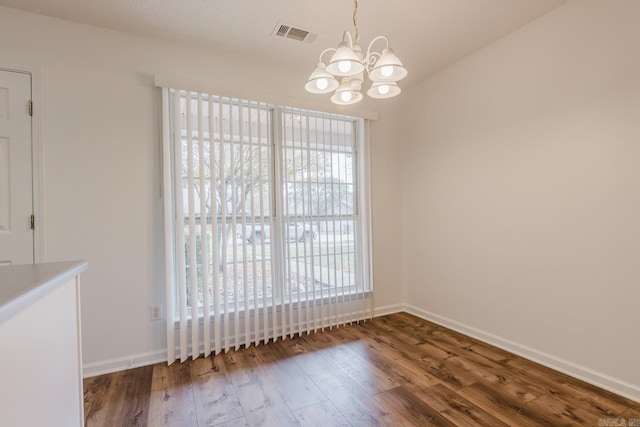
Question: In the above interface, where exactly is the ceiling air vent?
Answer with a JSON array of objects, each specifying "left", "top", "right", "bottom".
[{"left": 272, "top": 22, "right": 317, "bottom": 44}]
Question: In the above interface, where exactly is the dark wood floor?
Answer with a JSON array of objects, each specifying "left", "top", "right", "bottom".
[{"left": 84, "top": 313, "right": 640, "bottom": 426}]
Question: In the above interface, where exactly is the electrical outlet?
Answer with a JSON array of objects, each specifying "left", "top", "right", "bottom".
[{"left": 151, "top": 304, "right": 162, "bottom": 321}]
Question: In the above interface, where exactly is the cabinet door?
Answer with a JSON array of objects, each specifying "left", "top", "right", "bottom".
[{"left": 0, "top": 278, "right": 83, "bottom": 427}]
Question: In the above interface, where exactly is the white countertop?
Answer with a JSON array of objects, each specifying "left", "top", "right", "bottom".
[{"left": 0, "top": 261, "right": 88, "bottom": 323}]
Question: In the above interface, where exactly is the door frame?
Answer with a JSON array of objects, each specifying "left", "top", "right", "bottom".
[{"left": 1, "top": 64, "right": 45, "bottom": 263}]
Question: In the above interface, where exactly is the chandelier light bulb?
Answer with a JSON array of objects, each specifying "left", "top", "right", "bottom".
[
  {"left": 380, "top": 66, "right": 394, "bottom": 78},
  {"left": 316, "top": 78, "right": 328, "bottom": 90},
  {"left": 305, "top": 62, "right": 339, "bottom": 94},
  {"left": 367, "top": 81, "right": 401, "bottom": 99},
  {"left": 332, "top": 77, "right": 362, "bottom": 105},
  {"left": 338, "top": 60, "right": 352, "bottom": 73},
  {"left": 369, "top": 48, "right": 407, "bottom": 82},
  {"left": 327, "top": 41, "right": 364, "bottom": 77}
]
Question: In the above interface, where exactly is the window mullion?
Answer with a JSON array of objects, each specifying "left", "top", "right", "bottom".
[
  {"left": 271, "top": 107, "right": 285, "bottom": 338},
  {"left": 357, "top": 118, "right": 371, "bottom": 300}
]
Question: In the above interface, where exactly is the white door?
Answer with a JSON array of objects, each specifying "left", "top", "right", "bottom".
[{"left": 0, "top": 70, "right": 33, "bottom": 266}]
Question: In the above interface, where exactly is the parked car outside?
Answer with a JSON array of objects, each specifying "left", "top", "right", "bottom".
[{"left": 243, "top": 222, "right": 318, "bottom": 243}]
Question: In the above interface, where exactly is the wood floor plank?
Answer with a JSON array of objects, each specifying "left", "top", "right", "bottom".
[
  {"left": 147, "top": 362, "right": 197, "bottom": 426},
  {"left": 214, "top": 417, "right": 250, "bottom": 427},
  {"left": 416, "top": 340, "right": 459, "bottom": 361},
  {"left": 415, "top": 327, "right": 478, "bottom": 358},
  {"left": 252, "top": 341, "right": 327, "bottom": 411},
  {"left": 416, "top": 354, "right": 481, "bottom": 391},
  {"left": 115, "top": 365, "right": 154, "bottom": 426},
  {"left": 332, "top": 325, "right": 440, "bottom": 391},
  {"left": 305, "top": 368, "right": 394, "bottom": 426},
  {"left": 355, "top": 321, "right": 458, "bottom": 388},
  {"left": 366, "top": 317, "right": 424, "bottom": 346},
  {"left": 414, "top": 383, "right": 509, "bottom": 427},
  {"left": 244, "top": 404, "right": 301, "bottom": 427},
  {"left": 560, "top": 379, "right": 637, "bottom": 417},
  {"left": 286, "top": 336, "right": 395, "bottom": 426},
  {"left": 85, "top": 366, "right": 153, "bottom": 427},
  {"left": 293, "top": 400, "right": 351, "bottom": 427},
  {"left": 373, "top": 386, "right": 457, "bottom": 426},
  {"left": 389, "top": 313, "right": 476, "bottom": 351},
  {"left": 460, "top": 341, "right": 515, "bottom": 364},
  {"left": 364, "top": 320, "right": 462, "bottom": 372},
  {"left": 83, "top": 373, "right": 114, "bottom": 426},
  {"left": 299, "top": 330, "right": 400, "bottom": 396},
  {"left": 222, "top": 346, "right": 298, "bottom": 426},
  {"left": 620, "top": 407, "right": 640, "bottom": 423},
  {"left": 527, "top": 393, "right": 603, "bottom": 426},
  {"left": 189, "top": 355, "right": 244, "bottom": 426},
  {"left": 391, "top": 311, "right": 437, "bottom": 328},
  {"left": 457, "top": 381, "right": 564, "bottom": 426},
  {"left": 370, "top": 316, "right": 429, "bottom": 343},
  {"left": 507, "top": 357, "right": 634, "bottom": 417},
  {"left": 354, "top": 321, "right": 432, "bottom": 360},
  {"left": 450, "top": 350, "right": 546, "bottom": 402},
  {"left": 330, "top": 327, "right": 438, "bottom": 394}
]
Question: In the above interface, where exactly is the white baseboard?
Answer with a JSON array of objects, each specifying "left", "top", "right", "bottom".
[
  {"left": 402, "top": 304, "right": 640, "bottom": 404},
  {"left": 83, "top": 350, "right": 167, "bottom": 378},
  {"left": 373, "top": 303, "right": 405, "bottom": 317}
]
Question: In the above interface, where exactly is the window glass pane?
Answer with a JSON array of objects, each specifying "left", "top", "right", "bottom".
[
  {"left": 281, "top": 110, "right": 358, "bottom": 302},
  {"left": 179, "top": 95, "right": 273, "bottom": 308},
  {"left": 281, "top": 115, "right": 355, "bottom": 216},
  {"left": 282, "top": 218, "right": 357, "bottom": 302},
  {"left": 174, "top": 92, "right": 364, "bottom": 314}
]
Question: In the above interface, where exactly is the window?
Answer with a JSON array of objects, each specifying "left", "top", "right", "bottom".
[
  {"left": 280, "top": 107, "right": 361, "bottom": 302},
  {"left": 163, "top": 88, "right": 372, "bottom": 358}
]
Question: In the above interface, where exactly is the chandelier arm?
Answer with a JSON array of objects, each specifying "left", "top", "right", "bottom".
[
  {"left": 365, "top": 35, "right": 390, "bottom": 58},
  {"left": 363, "top": 36, "right": 390, "bottom": 72},
  {"left": 318, "top": 48, "right": 337, "bottom": 63},
  {"left": 343, "top": 30, "right": 355, "bottom": 48},
  {"left": 364, "top": 51, "right": 381, "bottom": 73}
]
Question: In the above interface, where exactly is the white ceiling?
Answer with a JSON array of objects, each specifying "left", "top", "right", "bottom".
[{"left": 0, "top": 0, "right": 568, "bottom": 87}]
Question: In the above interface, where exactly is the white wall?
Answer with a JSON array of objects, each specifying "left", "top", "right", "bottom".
[
  {"left": 0, "top": 6, "right": 404, "bottom": 374},
  {"left": 401, "top": 0, "right": 640, "bottom": 400}
]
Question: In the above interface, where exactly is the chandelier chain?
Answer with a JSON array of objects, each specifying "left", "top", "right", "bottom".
[{"left": 353, "top": 0, "right": 360, "bottom": 43}]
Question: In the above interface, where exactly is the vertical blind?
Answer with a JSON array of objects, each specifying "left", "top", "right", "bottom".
[{"left": 162, "top": 88, "right": 373, "bottom": 363}]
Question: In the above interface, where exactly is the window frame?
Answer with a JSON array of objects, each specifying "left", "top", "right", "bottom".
[{"left": 168, "top": 92, "right": 372, "bottom": 320}]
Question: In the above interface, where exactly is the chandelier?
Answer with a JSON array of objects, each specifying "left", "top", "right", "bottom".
[{"left": 304, "top": 0, "right": 407, "bottom": 105}]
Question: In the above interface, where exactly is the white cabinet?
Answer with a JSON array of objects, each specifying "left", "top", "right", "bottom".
[{"left": 0, "top": 261, "right": 87, "bottom": 427}]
